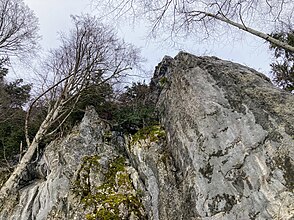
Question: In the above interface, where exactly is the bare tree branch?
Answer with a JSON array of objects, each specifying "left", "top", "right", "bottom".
[
  {"left": 0, "top": 0, "right": 40, "bottom": 57},
  {"left": 93, "top": 0, "right": 294, "bottom": 52},
  {"left": 0, "top": 15, "right": 141, "bottom": 202}
]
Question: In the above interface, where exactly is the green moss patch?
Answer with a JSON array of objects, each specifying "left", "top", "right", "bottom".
[
  {"left": 74, "top": 155, "right": 101, "bottom": 198},
  {"left": 159, "top": 76, "right": 168, "bottom": 87},
  {"left": 131, "top": 125, "right": 166, "bottom": 145},
  {"left": 73, "top": 155, "right": 145, "bottom": 219},
  {"left": 103, "top": 131, "right": 112, "bottom": 143}
]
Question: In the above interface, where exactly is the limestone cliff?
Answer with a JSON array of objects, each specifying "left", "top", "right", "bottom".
[
  {"left": 0, "top": 107, "right": 146, "bottom": 220},
  {"left": 150, "top": 52, "right": 294, "bottom": 219},
  {"left": 0, "top": 52, "right": 293, "bottom": 219}
]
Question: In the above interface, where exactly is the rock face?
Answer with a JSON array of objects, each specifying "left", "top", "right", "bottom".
[
  {"left": 0, "top": 52, "right": 293, "bottom": 219},
  {"left": 0, "top": 108, "right": 146, "bottom": 220},
  {"left": 152, "top": 52, "right": 294, "bottom": 219}
]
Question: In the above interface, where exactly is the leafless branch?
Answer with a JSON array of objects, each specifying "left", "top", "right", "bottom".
[
  {"left": 0, "top": 0, "right": 40, "bottom": 57},
  {"left": 92, "top": 0, "right": 294, "bottom": 52}
]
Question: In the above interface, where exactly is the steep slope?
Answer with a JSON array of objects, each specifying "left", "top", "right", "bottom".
[
  {"left": 149, "top": 52, "right": 294, "bottom": 219},
  {"left": 0, "top": 52, "right": 293, "bottom": 220},
  {"left": 0, "top": 108, "right": 147, "bottom": 220}
]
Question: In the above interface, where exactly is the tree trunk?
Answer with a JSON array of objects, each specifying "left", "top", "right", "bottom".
[
  {"left": 0, "top": 138, "right": 39, "bottom": 203},
  {"left": 0, "top": 105, "right": 62, "bottom": 204},
  {"left": 205, "top": 12, "right": 294, "bottom": 53}
]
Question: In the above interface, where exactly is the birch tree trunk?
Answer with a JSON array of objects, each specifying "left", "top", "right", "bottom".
[
  {"left": 0, "top": 105, "right": 62, "bottom": 203},
  {"left": 0, "top": 14, "right": 140, "bottom": 204},
  {"left": 93, "top": 0, "right": 294, "bottom": 53},
  {"left": 204, "top": 12, "right": 294, "bottom": 53}
]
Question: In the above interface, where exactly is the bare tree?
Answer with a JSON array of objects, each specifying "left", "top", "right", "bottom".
[
  {"left": 93, "top": 0, "right": 294, "bottom": 52},
  {"left": 0, "top": 15, "right": 141, "bottom": 202},
  {"left": 0, "top": 0, "right": 40, "bottom": 57},
  {"left": 0, "top": 0, "right": 39, "bottom": 126}
]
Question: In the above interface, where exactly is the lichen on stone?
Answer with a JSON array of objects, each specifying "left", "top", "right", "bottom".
[
  {"left": 73, "top": 155, "right": 145, "bottom": 220},
  {"left": 199, "top": 162, "right": 214, "bottom": 183},
  {"left": 208, "top": 193, "right": 237, "bottom": 215}
]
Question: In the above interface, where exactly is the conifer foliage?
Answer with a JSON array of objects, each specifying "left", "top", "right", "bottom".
[
  {"left": 0, "top": 59, "right": 31, "bottom": 163},
  {"left": 270, "top": 31, "right": 294, "bottom": 92}
]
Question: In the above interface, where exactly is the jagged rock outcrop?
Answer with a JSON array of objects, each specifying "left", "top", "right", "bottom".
[
  {"left": 0, "top": 108, "right": 147, "bottom": 220},
  {"left": 150, "top": 52, "right": 294, "bottom": 219},
  {"left": 0, "top": 52, "right": 293, "bottom": 220}
]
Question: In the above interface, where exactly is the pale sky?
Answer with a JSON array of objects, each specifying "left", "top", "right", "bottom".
[{"left": 23, "top": 0, "right": 272, "bottom": 81}]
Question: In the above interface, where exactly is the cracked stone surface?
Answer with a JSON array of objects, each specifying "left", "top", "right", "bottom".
[
  {"left": 151, "top": 52, "right": 294, "bottom": 219},
  {"left": 0, "top": 108, "right": 146, "bottom": 220},
  {"left": 0, "top": 52, "right": 293, "bottom": 220}
]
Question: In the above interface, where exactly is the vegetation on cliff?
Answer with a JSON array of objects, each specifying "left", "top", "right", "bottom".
[
  {"left": 0, "top": 0, "right": 293, "bottom": 214},
  {"left": 270, "top": 31, "right": 294, "bottom": 93},
  {"left": 74, "top": 155, "right": 145, "bottom": 219}
]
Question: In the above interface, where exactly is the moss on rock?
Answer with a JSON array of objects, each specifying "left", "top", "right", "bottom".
[
  {"left": 159, "top": 76, "right": 168, "bottom": 87},
  {"left": 73, "top": 155, "right": 145, "bottom": 220},
  {"left": 131, "top": 125, "right": 166, "bottom": 145}
]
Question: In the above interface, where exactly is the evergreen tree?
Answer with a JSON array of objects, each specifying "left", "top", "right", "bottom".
[
  {"left": 113, "top": 82, "right": 158, "bottom": 133},
  {"left": 0, "top": 60, "right": 31, "bottom": 163},
  {"left": 270, "top": 31, "right": 294, "bottom": 92}
]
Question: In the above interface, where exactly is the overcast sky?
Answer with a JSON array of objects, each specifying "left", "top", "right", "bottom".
[{"left": 23, "top": 0, "right": 273, "bottom": 81}]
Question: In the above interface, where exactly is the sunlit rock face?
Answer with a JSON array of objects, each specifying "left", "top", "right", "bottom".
[
  {"left": 150, "top": 52, "right": 294, "bottom": 219},
  {"left": 0, "top": 52, "right": 293, "bottom": 220}
]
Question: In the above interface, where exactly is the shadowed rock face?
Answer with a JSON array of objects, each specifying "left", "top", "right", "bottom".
[{"left": 0, "top": 52, "right": 293, "bottom": 220}]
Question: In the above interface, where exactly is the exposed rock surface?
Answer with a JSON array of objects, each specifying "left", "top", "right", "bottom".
[
  {"left": 0, "top": 52, "right": 293, "bottom": 219},
  {"left": 151, "top": 52, "right": 294, "bottom": 219},
  {"left": 0, "top": 108, "right": 146, "bottom": 220}
]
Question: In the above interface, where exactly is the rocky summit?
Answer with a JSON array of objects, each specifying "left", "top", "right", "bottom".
[{"left": 0, "top": 52, "right": 293, "bottom": 219}]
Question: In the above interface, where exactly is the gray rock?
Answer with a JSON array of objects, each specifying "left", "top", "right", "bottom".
[
  {"left": 0, "top": 107, "right": 145, "bottom": 220},
  {"left": 149, "top": 52, "right": 294, "bottom": 219},
  {"left": 0, "top": 52, "right": 293, "bottom": 220}
]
